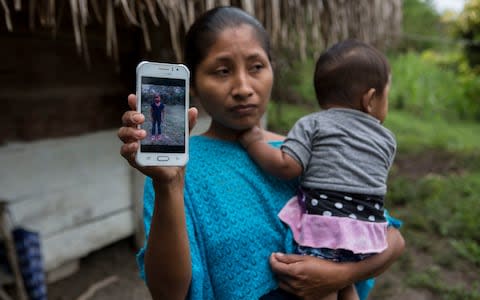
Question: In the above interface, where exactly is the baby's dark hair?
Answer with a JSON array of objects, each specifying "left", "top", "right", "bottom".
[
  {"left": 184, "top": 6, "right": 271, "bottom": 86},
  {"left": 313, "top": 39, "right": 390, "bottom": 108}
]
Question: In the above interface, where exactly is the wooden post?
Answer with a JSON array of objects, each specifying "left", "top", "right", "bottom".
[
  {"left": 131, "top": 169, "right": 146, "bottom": 250},
  {"left": 0, "top": 202, "right": 28, "bottom": 300}
]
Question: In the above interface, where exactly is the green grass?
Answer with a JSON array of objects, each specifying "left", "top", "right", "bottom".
[
  {"left": 384, "top": 110, "right": 480, "bottom": 154},
  {"left": 389, "top": 51, "right": 480, "bottom": 122},
  {"left": 406, "top": 266, "right": 480, "bottom": 300},
  {"left": 389, "top": 171, "right": 480, "bottom": 241}
]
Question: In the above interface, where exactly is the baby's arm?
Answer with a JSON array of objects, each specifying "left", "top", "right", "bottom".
[{"left": 239, "top": 126, "right": 303, "bottom": 180}]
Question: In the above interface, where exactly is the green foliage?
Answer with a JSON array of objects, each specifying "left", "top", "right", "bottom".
[
  {"left": 269, "top": 57, "right": 318, "bottom": 134},
  {"left": 267, "top": 102, "right": 313, "bottom": 135},
  {"left": 421, "top": 50, "right": 480, "bottom": 119},
  {"left": 451, "top": 239, "right": 480, "bottom": 266},
  {"left": 284, "top": 58, "right": 316, "bottom": 103},
  {"left": 457, "top": 0, "right": 480, "bottom": 38},
  {"left": 384, "top": 110, "right": 480, "bottom": 154},
  {"left": 407, "top": 267, "right": 480, "bottom": 300},
  {"left": 400, "top": 0, "right": 444, "bottom": 51},
  {"left": 389, "top": 52, "right": 462, "bottom": 119},
  {"left": 389, "top": 51, "right": 480, "bottom": 121},
  {"left": 418, "top": 174, "right": 480, "bottom": 240},
  {"left": 388, "top": 165, "right": 480, "bottom": 241},
  {"left": 455, "top": 0, "right": 480, "bottom": 68},
  {"left": 272, "top": 57, "right": 317, "bottom": 106}
]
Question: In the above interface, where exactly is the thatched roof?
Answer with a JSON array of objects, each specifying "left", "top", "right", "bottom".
[{"left": 1, "top": 0, "right": 402, "bottom": 66}]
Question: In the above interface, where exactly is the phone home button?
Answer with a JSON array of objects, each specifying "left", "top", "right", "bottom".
[{"left": 156, "top": 156, "right": 169, "bottom": 161}]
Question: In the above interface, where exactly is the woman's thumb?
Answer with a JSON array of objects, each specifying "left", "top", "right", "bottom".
[{"left": 272, "top": 252, "right": 304, "bottom": 264}]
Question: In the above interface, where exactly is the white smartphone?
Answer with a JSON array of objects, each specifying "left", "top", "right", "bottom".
[{"left": 135, "top": 61, "right": 189, "bottom": 166}]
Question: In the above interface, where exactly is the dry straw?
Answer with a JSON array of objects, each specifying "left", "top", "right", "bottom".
[{"left": 1, "top": 0, "right": 402, "bottom": 67}]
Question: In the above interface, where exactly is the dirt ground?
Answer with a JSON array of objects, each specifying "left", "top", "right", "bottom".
[
  {"left": 47, "top": 238, "right": 150, "bottom": 300},
  {"left": 43, "top": 239, "right": 442, "bottom": 300},
  {"left": 43, "top": 238, "right": 424, "bottom": 300},
  {"left": 44, "top": 238, "right": 417, "bottom": 300}
]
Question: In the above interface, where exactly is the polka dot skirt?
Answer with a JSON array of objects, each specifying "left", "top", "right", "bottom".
[{"left": 298, "top": 188, "right": 386, "bottom": 223}]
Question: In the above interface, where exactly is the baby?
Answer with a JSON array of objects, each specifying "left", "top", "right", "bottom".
[{"left": 240, "top": 39, "right": 396, "bottom": 300}]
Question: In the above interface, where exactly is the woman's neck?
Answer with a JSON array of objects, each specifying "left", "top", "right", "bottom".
[
  {"left": 202, "top": 120, "right": 284, "bottom": 142},
  {"left": 203, "top": 121, "right": 240, "bottom": 141}
]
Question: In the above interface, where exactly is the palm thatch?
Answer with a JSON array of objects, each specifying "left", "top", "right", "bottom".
[{"left": 1, "top": 0, "right": 402, "bottom": 66}]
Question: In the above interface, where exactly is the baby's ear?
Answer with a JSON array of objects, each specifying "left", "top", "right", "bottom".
[{"left": 361, "top": 88, "right": 376, "bottom": 113}]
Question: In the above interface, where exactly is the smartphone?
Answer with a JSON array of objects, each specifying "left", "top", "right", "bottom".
[{"left": 135, "top": 61, "right": 189, "bottom": 166}]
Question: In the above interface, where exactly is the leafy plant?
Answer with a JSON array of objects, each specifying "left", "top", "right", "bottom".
[
  {"left": 400, "top": 0, "right": 445, "bottom": 51},
  {"left": 455, "top": 0, "right": 480, "bottom": 68},
  {"left": 451, "top": 239, "right": 480, "bottom": 266},
  {"left": 389, "top": 50, "right": 480, "bottom": 121},
  {"left": 408, "top": 270, "right": 480, "bottom": 300}
]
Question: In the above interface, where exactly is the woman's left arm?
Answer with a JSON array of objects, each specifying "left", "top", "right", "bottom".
[{"left": 270, "top": 227, "right": 405, "bottom": 299}]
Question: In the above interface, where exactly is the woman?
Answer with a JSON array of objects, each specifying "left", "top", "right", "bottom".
[{"left": 118, "top": 6, "right": 404, "bottom": 300}]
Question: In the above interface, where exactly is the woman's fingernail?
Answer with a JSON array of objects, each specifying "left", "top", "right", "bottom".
[
  {"left": 137, "top": 130, "right": 146, "bottom": 139},
  {"left": 132, "top": 113, "right": 142, "bottom": 122}
]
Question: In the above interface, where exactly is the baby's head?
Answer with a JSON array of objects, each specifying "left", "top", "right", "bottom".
[{"left": 314, "top": 39, "right": 391, "bottom": 123}]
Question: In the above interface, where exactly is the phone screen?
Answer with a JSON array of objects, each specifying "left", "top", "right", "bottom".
[{"left": 139, "top": 76, "right": 186, "bottom": 154}]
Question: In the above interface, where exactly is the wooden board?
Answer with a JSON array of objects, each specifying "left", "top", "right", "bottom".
[
  {"left": 42, "top": 209, "right": 134, "bottom": 271},
  {"left": 0, "top": 130, "right": 136, "bottom": 273},
  {"left": 0, "top": 130, "right": 128, "bottom": 203},
  {"left": 9, "top": 170, "right": 131, "bottom": 237}
]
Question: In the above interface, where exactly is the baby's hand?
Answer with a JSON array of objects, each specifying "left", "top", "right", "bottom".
[{"left": 239, "top": 126, "right": 264, "bottom": 149}]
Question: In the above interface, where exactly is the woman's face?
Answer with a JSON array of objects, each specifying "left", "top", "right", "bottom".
[{"left": 191, "top": 24, "right": 273, "bottom": 139}]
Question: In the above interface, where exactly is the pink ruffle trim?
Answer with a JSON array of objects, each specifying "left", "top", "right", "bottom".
[{"left": 278, "top": 197, "right": 388, "bottom": 254}]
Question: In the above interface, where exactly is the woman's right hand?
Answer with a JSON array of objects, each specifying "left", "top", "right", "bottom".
[
  {"left": 270, "top": 227, "right": 405, "bottom": 299},
  {"left": 118, "top": 94, "right": 198, "bottom": 183}
]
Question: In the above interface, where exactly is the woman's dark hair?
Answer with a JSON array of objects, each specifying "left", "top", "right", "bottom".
[
  {"left": 313, "top": 39, "right": 390, "bottom": 108},
  {"left": 184, "top": 6, "right": 271, "bottom": 86}
]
